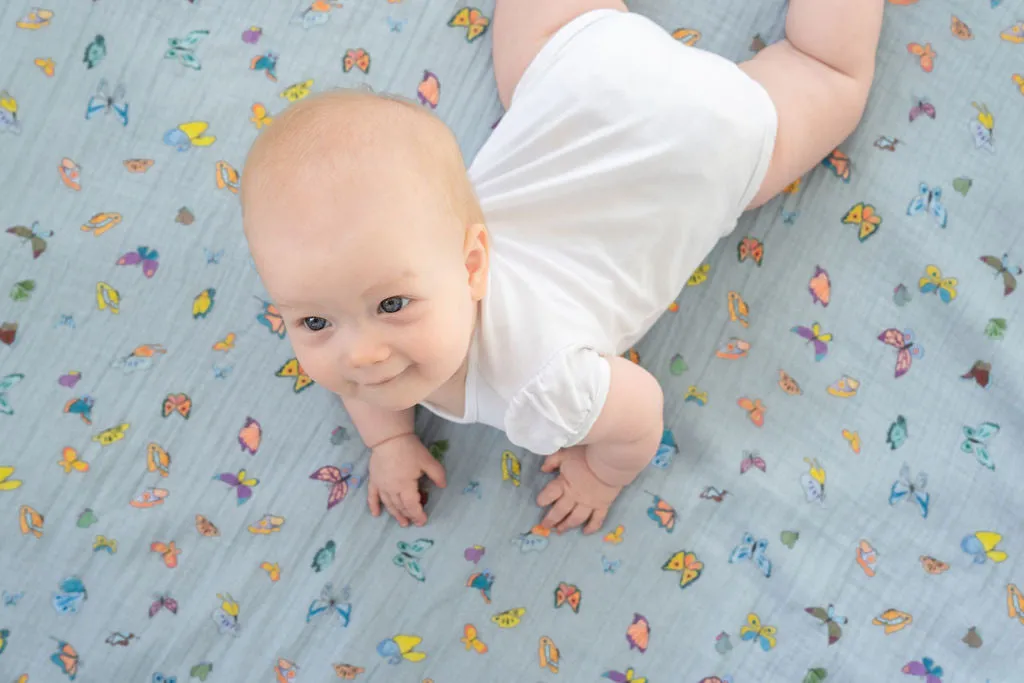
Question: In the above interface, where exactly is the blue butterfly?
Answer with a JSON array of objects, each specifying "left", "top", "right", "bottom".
[
  {"left": 153, "top": 674, "right": 177, "bottom": 683},
  {"left": 650, "top": 429, "right": 677, "bottom": 469},
  {"left": 781, "top": 210, "right": 799, "bottom": 225},
  {"left": 306, "top": 582, "right": 352, "bottom": 627},
  {"left": 907, "top": 183, "right": 948, "bottom": 228},
  {"left": 888, "top": 463, "right": 929, "bottom": 518},
  {"left": 52, "top": 576, "right": 87, "bottom": 614},
  {"left": 164, "top": 30, "right": 209, "bottom": 70},
  {"left": 991, "top": 0, "right": 1003, "bottom": 6},
  {"left": 728, "top": 532, "right": 772, "bottom": 578},
  {"left": 55, "top": 314, "right": 76, "bottom": 329},
  {"left": 85, "top": 79, "right": 128, "bottom": 126},
  {"left": 394, "top": 539, "right": 433, "bottom": 582},
  {"left": 512, "top": 529, "right": 548, "bottom": 553},
  {"left": 204, "top": 248, "right": 224, "bottom": 265},
  {"left": 961, "top": 422, "right": 999, "bottom": 470},
  {"left": 3, "top": 590, "right": 23, "bottom": 607},
  {"left": 387, "top": 16, "right": 407, "bottom": 32},
  {"left": 462, "top": 480, "right": 482, "bottom": 499},
  {"left": 601, "top": 555, "right": 621, "bottom": 574},
  {"left": 212, "top": 364, "right": 233, "bottom": 380}
]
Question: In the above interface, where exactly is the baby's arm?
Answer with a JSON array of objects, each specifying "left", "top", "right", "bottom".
[
  {"left": 492, "top": 0, "right": 626, "bottom": 109},
  {"left": 740, "top": 0, "right": 884, "bottom": 208}
]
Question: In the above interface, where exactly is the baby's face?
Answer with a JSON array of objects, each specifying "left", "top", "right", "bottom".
[{"left": 247, "top": 185, "right": 483, "bottom": 411}]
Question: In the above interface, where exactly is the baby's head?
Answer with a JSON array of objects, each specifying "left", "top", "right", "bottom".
[{"left": 242, "top": 89, "right": 489, "bottom": 411}]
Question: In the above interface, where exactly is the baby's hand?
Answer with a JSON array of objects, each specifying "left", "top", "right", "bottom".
[
  {"left": 536, "top": 446, "right": 622, "bottom": 534},
  {"left": 368, "top": 434, "right": 446, "bottom": 528}
]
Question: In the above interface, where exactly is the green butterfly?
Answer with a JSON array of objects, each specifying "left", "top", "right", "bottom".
[{"left": 9, "top": 280, "right": 34, "bottom": 302}]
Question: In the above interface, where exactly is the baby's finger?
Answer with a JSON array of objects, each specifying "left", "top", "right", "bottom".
[
  {"left": 540, "top": 450, "right": 566, "bottom": 473},
  {"left": 540, "top": 498, "right": 575, "bottom": 530},
  {"left": 399, "top": 490, "right": 428, "bottom": 527},
  {"left": 381, "top": 492, "right": 410, "bottom": 527},
  {"left": 583, "top": 508, "right": 608, "bottom": 535},
  {"left": 536, "top": 479, "right": 564, "bottom": 508},
  {"left": 422, "top": 458, "right": 447, "bottom": 489},
  {"left": 368, "top": 483, "right": 382, "bottom": 517},
  {"left": 557, "top": 505, "right": 593, "bottom": 534}
]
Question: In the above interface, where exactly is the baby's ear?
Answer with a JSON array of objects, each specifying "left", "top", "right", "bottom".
[{"left": 464, "top": 223, "right": 489, "bottom": 300}]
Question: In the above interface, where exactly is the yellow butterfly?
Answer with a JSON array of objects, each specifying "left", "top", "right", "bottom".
[
  {"left": 388, "top": 634, "right": 426, "bottom": 662},
  {"left": 918, "top": 265, "right": 957, "bottom": 303},
  {"left": 193, "top": 288, "right": 216, "bottom": 319},
  {"left": 740, "top": 612, "right": 778, "bottom": 651},
  {"left": 93, "top": 423, "right": 130, "bottom": 446},
  {"left": 603, "top": 525, "right": 625, "bottom": 544},
  {"left": 842, "top": 202, "right": 882, "bottom": 242},
  {"left": 280, "top": 79, "right": 313, "bottom": 102},
  {"left": 0, "top": 466, "right": 23, "bottom": 490},
  {"left": 492, "top": 607, "right": 526, "bottom": 628},
  {"left": 34, "top": 57, "right": 55, "bottom": 77},
  {"left": 1014, "top": 73, "right": 1024, "bottom": 96},
  {"left": 260, "top": 561, "right": 281, "bottom": 582},
  {"left": 662, "top": 550, "right": 703, "bottom": 589},
  {"left": 687, "top": 263, "right": 710, "bottom": 286},
  {"left": 501, "top": 450, "right": 521, "bottom": 487},
  {"left": 218, "top": 593, "right": 240, "bottom": 617},
  {"left": 970, "top": 531, "right": 1008, "bottom": 563},
  {"left": 212, "top": 332, "right": 236, "bottom": 351},
  {"left": 58, "top": 447, "right": 89, "bottom": 473},
  {"left": 176, "top": 121, "right": 217, "bottom": 147},
  {"left": 250, "top": 103, "right": 273, "bottom": 129},
  {"left": 93, "top": 535, "right": 117, "bottom": 553},
  {"left": 147, "top": 443, "right": 171, "bottom": 477},
  {"left": 448, "top": 7, "right": 490, "bottom": 42},
  {"left": 276, "top": 358, "right": 314, "bottom": 393},
  {"left": 460, "top": 623, "right": 487, "bottom": 653},
  {"left": 727, "top": 291, "right": 750, "bottom": 327},
  {"left": 96, "top": 281, "right": 121, "bottom": 313},
  {"left": 784, "top": 178, "right": 802, "bottom": 194},
  {"left": 842, "top": 429, "right": 861, "bottom": 454}
]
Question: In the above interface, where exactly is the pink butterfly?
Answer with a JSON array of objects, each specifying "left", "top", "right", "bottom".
[
  {"left": 149, "top": 592, "right": 178, "bottom": 617},
  {"left": 878, "top": 328, "right": 924, "bottom": 378},
  {"left": 909, "top": 98, "right": 936, "bottom": 122},
  {"left": 309, "top": 463, "right": 361, "bottom": 510},
  {"left": 740, "top": 450, "right": 766, "bottom": 474},
  {"left": 116, "top": 246, "right": 160, "bottom": 278},
  {"left": 902, "top": 658, "right": 943, "bottom": 683}
]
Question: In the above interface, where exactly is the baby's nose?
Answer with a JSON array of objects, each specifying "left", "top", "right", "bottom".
[{"left": 346, "top": 338, "right": 390, "bottom": 368}]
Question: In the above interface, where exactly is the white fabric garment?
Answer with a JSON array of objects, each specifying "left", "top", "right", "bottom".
[{"left": 420, "top": 8, "right": 778, "bottom": 454}]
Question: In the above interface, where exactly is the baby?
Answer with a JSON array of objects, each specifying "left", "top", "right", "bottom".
[{"left": 242, "top": 0, "right": 883, "bottom": 533}]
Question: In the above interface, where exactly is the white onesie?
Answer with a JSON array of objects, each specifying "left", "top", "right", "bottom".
[{"left": 420, "top": 9, "right": 778, "bottom": 455}]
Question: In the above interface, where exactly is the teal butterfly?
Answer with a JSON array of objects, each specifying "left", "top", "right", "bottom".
[
  {"left": 0, "top": 373, "right": 24, "bottom": 415},
  {"left": 961, "top": 422, "right": 999, "bottom": 470},
  {"left": 886, "top": 415, "right": 907, "bottom": 450},
  {"left": 164, "top": 30, "right": 209, "bottom": 70},
  {"left": 394, "top": 539, "right": 433, "bottom": 582}
]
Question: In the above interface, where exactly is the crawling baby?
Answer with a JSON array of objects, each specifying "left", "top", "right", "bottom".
[{"left": 242, "top": 0, "right": 883, "bottom": 533}]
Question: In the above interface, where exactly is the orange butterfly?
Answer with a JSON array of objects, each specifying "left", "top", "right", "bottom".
[
  {"left": 35, "top": 57, "right": 55, "bottom": 76},
  {"left": 58, "top": 447, "right": 89, "bottom": 473},
  {"left": 1014, "top": 73, "right": 1024, "bottom": 96},
  {"left": 951, "top": 15, "right": 972, "bottom": 40},
  {"left": 907, "top": 42, "right": 936, "bottom": 72},
  {"left": 150, "top": 540, "right": 181, "bottom": 568},
  {"left": 250, "top": 103, "right": 273, "bottom": 129},
  {"left": 59, "top": 157, "right": 81, "bottom": 190},
  {"left": 123, "top": 159, "right": 154, "bottom": 173},
  {"left": 255, "top": 298, "right": 286, "bottom": 338},
  {"left": 603, "top": 524, "right": 625, "bottom": 544},
  {"left": 213, "top": 332, "right": 236, "bottom": 351},
  {"left": 333, "top": 663, "right": 366, "bottom": 679},
  {"left": 147, "top": 443, "right": 171, "bottom": 477},
  {"left": 646, "top": 492, "right": 676, "bottom": 532},
  {"left": 842, "top": 202, "right": 882, "bottom": 242},
  {"left": 448, "top": 7, "right": 490, "bottom": 42},
  {"left": 737, "top": 237, "right": 764, "bottom": 266},
  {"left": 460, "top": 623, "right": 488, "bottom": 654},
  {"left": 808, "top": 266, "right": 831, "bottom": 307},
  {"left": 783, "top": 178, "right": 802, "bottom": 194},
  {"left": 19, "top": 504, "right": 44, "bottom": 538},
  {"left": 777, "top": 369, "right": 802, "bottom": 395},
  {"left": 554, "top": 582, "right": 581, "bottom": 613},
  {"left": 162, "top": 393, "right": 192, "bottom": 419},
  {"left": 662, "top": 550, "right": 704, "bottom": 589},
  {"left": 215, "top": 160, "right": 241, "bottom": 194},
  {"left": 343, "top": 48, "right": 370, "bottom": 73},
  {"left": 50, "top": 638, "right": 80, "bottom": 678},
  {"left": 238, "top": 417, "right": 262, "bottom": 455},
  {"left": 1008, "top": 584, "right": 1023, "bottom": 625},
  {"left": 195, "top": 514, "right": 220, "bottom": 537},
  {"left": 538, "top": 635, "right": 560, "bottom": 673},
  {"left": 626, "top": 613, "right": 651, "bottom": 652},
  {"left": 919, "top": 555, "right": 950, "bottom": 574},
  {"left": 672, "top": 28, "right": 702, "bottom": 46},
  {"left": 417, "top": 70, "right": 440, "bottom": 109},
  {"left": 822, "top": 148, "right": 851, "bottom": 182},
  {"left": 260, "top": 561, "right": 281, "bottom": 582},
  {"left": 737, "top": 397, "right": 766, "bottom": 427},
  {"left": 276, "top": 358, "right": 314, "bottom": 393}
]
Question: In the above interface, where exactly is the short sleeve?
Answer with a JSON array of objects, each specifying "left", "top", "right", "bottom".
[{"left": 503, "top": 346, "right": 611, "bottom": 456}]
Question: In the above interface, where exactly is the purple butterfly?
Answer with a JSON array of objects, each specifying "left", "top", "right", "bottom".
[
  {"left": 603, "top": 669, "right": 646, "bottom": 683},
  {"left": 878, "top": 328, "right": 923, "bottom": 378},
  {"left": 464, "top": 545, "right": 485, "bottom": 564},
  {"left": 790, "top": 322, "right": 832, "bottom": 362},
  {"left": 740, "top": 450, "right": 766, "bottom": 474},
  {"left": 909, "top": 98, "right": 936, "bottom": 123},
  {"left": 902, "top": 657, "right": 943, "bottom": 683},
  {"left": 149, "top": 592, "right": 178, "bottom": 617},
  {"left": 214, "top": 470, "right": 257, "bottom": 505},
  {"left": 116, "top": 246, "right": 159, "bottom": 278}
]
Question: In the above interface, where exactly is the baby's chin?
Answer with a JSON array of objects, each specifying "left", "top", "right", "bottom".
[{"left": 336, "top": 374, "right": 435, "bottom": 412}]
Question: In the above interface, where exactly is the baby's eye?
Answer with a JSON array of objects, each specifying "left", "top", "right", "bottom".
[
  {"left": 302, "top": 316, "right": 329, "bottom": 331},
  {"left": 378, "top": 296, "right": 410, "bottom": 314}
]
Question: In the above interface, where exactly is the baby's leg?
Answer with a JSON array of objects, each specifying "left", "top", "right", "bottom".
[{"left": 492, "top": 0, "right": 626, "bottom": 109}]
